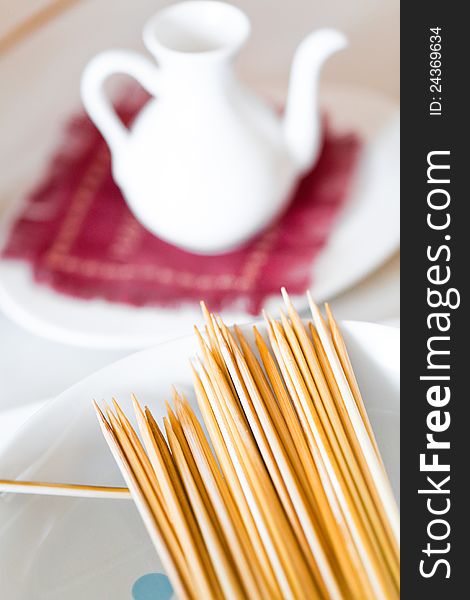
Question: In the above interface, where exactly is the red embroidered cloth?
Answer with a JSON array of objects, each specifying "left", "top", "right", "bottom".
[{"left": 1, "top": 96, "right": 360, "bottom": 314}]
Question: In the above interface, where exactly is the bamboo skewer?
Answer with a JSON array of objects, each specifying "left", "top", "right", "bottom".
[
  {"left": 307, "top": 292, "right": 400, "bottom": 547},
  {"left": 93, "top": 403, "right": 193, "bottom": 600},
  {"left": 254, "top": 327, "right": 361, "bottom": 595},
  {"left": 176, "top": 396, "right": 268, "bottom": 600},
  {"left": 131, "top": 396, "right": 220, "bottom": 600},
  {"left": 277, "top": 301, "right": 399, "bottom": 591},
  {"left": 308, "top": 321, "right": 400, "bottom": 578},
  {"left": 194, "top": 357, "right": 294, "bottom": 598},
  {"left": 167, "top": 421, "right": 244, "bottom": 600},
  {"left": 227, "top": 326, "right": 341, "bottom": 600},
  {"left": 103, "top": 407, "right": 187, "bottom": 572},
  {"left": 281, "top": 316, "right": 399, "bottom": 586},
  {"left": 194, "top": 343, "right": 318, "bottom": 600},
  {"left": 209, "top": 324, "right": 322, "bottom": 581},
  {"left": 0, "top": 0, "right": 81, "bottom": 56},
  {"left": 0, "top": 479, "right": 130, "bottom": 499},
  {"left": 324, "top": 303, "right": 383, "bottom": 459},
  {"left": 266, "top": 315, "right": 380, "bottom": 600},
  {"left": 191, "top": 363, "right": 282, "bottom": 599},
  {"left": 109, "top": 400, "right": 167, "bottom": 514},
  {"left": 4, "top": 290, "right": 399, "bottom": 599}
]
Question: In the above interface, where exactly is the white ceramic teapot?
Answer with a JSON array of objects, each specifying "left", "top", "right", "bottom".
[{"left": 81, "top": 1, "right": 346, "bottom": 253}]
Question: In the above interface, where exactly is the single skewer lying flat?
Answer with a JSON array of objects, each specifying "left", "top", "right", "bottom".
[{"left": 0, "top": 479, "right": 130, "bottom": 499}]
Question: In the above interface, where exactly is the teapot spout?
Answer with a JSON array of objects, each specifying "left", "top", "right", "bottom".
[{"left": 284, "top": 29, "right": 347, "bottom": 173}]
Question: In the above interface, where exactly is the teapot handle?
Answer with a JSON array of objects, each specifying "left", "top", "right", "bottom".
[{"left": 81, "top": 50, "right": 160, "bottom": 156}]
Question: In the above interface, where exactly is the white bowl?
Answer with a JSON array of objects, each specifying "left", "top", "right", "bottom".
[{"left": 0, "top": 320, "right": 399, "bottom": 599}]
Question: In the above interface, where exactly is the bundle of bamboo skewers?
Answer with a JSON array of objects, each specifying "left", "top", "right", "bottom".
[{"left": 95, "top": 289, "right": 399, "bottom": 600}]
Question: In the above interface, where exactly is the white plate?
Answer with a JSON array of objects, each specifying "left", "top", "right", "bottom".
[
  {"left": 0, "top": 319, "right": 399, "bottom": 599},
  {"left": 0, "top": 86, "right": 399, "bottom": 349}
]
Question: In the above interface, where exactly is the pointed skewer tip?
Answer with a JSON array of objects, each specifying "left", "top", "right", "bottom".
[{"left": 280, "top": 286, "right": 291, "bottom": 305}]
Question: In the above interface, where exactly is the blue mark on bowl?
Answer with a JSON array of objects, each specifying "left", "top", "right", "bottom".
[{"left": 132, "top": 573, "right": 173, "bottom": 600}]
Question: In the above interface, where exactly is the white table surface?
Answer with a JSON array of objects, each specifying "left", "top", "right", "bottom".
[{"left": 0, "top": 251, "right": 399, "bottom": 453}]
